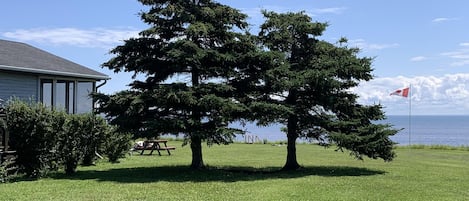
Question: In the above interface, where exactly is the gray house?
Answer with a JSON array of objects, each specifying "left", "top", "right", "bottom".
[{"left": 0, "top": 39, "right": 109, "bottom": 113}]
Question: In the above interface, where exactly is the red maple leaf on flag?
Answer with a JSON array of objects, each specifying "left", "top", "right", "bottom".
[{"left": 390, "top": 87, "right": 410, "bottom": 97}]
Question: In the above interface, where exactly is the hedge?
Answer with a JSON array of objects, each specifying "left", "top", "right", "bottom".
[{"left": 5, "top": 100, "right": 131, "bottom": 177}]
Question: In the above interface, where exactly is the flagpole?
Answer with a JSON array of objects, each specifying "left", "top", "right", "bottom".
[
  {"left": 408, "top": 84, "right": 412, "bottom": 146},
  {"left": 390, "top": 86, "right": 412, "bottom": 146}
]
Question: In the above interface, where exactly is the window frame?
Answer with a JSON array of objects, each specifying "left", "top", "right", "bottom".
[{"left": 39, "top": 77, "right": 96, "bottom": 114}]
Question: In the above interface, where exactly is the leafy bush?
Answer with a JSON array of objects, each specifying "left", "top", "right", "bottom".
[
  {"left": 58, "top": 114, "right": 109, "bottom": 173},
  {"left": 57, "top": 114, "right": 87, "bottom": 175},
  {"left": 6, "top": 100, "right": 62, "bottom": 177},
  {"left": 102, "top": 127, "right": 132, "bottom": 163},
  {"left": 5, "top": 100, "right": 132, "bottom": 176},
  {"left": 81, "top": 114, "right": 106, "bottom": 166}
]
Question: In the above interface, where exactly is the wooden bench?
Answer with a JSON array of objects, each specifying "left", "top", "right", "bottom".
[{"left": 138, "top": 140, "right": 176, "bottom": 156}]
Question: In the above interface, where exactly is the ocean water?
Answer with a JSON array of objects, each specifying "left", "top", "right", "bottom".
[
  {"left": 234, "top": 115, "right": 469, "bottom": 146},
  {"left": 384, "top": 115, "right": 469, "bottom": 146}
]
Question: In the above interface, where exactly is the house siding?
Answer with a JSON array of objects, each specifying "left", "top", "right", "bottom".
[{"left": 0, "top": 71, "right": 38, "bottom": 103}]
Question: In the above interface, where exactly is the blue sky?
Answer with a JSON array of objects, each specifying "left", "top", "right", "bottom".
[{"left": 1, "top": 0, "right": 469, "bottom": 115}]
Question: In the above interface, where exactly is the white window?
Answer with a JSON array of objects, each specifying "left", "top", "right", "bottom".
[
  {"left": 76, "top": 81, "right": 93, "bottom": 114},
  {"left": 41, "top": 79, "right": 53, "bottom": 107},
  {"left": 40, "top": 79, "right": 95, "bottom": 114}
]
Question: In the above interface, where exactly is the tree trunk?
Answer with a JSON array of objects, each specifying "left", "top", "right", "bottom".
[
  {"left": 189, "top": 68, "right": 204, "bottom": 169},
  {"left": 190, "top": 135, "right": 204, "bottom": 169},
  {"left": 282, "top": 115, "right": 301, "bottom": 171},
  {"left": 282, "top": 89, "right": 301, "bottom": 171}
]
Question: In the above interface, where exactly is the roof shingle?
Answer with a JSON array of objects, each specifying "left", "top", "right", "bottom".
[{"left": 0, "top": 39, "right": 109, "bottom": 80}]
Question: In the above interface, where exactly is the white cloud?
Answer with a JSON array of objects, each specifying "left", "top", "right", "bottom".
[
  {"left": 459, "top": 42, "right": 469, "bottom": 47},
  {"left": 432, "top": 17, "right": 450, "bottom": 22},
  {"left": 432, "top": 17, "right": 458, "bottom": 23},
  {"left": 352, "top": 74, "right": 469, "bottom": 115},
  {"left": 450, "top": 60, "right": 469, "bottom": 67},
  {"left": 441, "top": 48, "right": 469, "bottom": 66},
  {"left": 313, "top": 7, "right": 347, "bottom": 15},
  {"left": 410, "top": 56, "right": 427, "bottom": 62},
  {"left": 442, "top": 50, "right": 469, "bottom": 59},
  {"left": 2, "top": 27, "right": 139, "bottom": 49},
  {"left": 349, "top": 39, "right": 399, "bottom": 51}
]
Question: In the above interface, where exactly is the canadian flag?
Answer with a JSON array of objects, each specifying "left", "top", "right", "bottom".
[{"left": 390, "top": 87, "right": 410, "bottom": 97}]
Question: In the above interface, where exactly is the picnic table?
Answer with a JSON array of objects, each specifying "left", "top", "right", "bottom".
[{"left": 139, "top": 140, "right": 176, "bottom": 156}]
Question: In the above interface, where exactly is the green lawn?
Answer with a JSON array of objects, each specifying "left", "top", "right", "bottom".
[{"left": 1, "top": 143, "right": 468, "bottom": 201}]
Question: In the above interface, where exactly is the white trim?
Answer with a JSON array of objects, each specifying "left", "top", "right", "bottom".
[
  {"left": 39, "top": 78, "right": 96, "bottom": 114},
  {"left": 0, "top": 64, "right": 109, "bottom": 80}
]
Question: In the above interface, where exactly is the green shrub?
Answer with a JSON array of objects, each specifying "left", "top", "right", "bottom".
[
  {"left": 102, "top": 127, "right": 132, "bottom": 163},
  {"left": 5, "top": 100, "right": 132, "bottom": 176},
  {"left": 81, "top": 114, "right": 106, "bottom": 166},
  {"left": 6, "top": 100, "right": 62, "bottom": 177},
  {"left": 57, "top": 114, "right": 109, "bottom": 173},
  {"left": 57, "top": 114, "right": 87, "bottom": 175}
]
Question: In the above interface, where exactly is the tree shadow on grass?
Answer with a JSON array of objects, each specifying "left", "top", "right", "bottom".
[{"left": 47, "top": 165, "right": 386, "bottom": 183}]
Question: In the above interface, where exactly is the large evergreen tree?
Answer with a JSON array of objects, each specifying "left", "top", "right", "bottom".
[
  {"left": 252, "top": 11, "right": 398, "bottom": 170},
  {"left": 96, "top": 0, "right": 253, "bottom": 169}
]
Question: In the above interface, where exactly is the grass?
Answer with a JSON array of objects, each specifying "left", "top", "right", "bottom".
[
  {"left": 1, "top": 143, "right": 469, "bottom": 201},
  {"left": 408, "top": 144, "right": 469, "bottom": 151}
]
